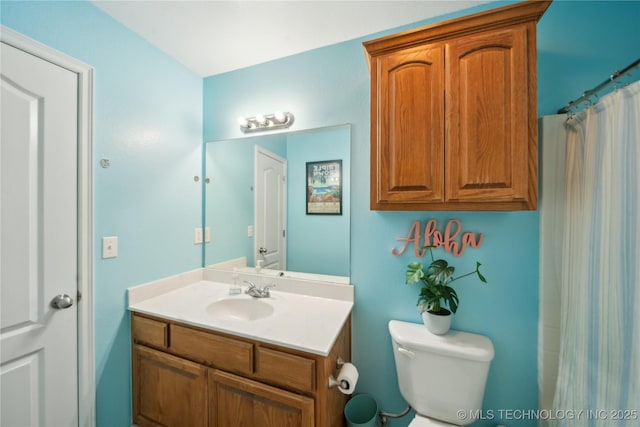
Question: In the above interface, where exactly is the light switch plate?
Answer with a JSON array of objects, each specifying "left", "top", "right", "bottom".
[
  {"left": 204, "top": 227, "right": 211, "bottom": 243},
  {"left": 194, "top": 227, "right": 203, "bottom": 244},
  {"left": 102, "top": 236, "right": 118, "bottom": 259}
]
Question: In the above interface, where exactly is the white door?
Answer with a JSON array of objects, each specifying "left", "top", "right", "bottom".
[
  {"left": 1, "top": 42, "right": 79, "bottom": 427},
  {"left": 254, "top": 146, "right": 286, "bottom": 270}
]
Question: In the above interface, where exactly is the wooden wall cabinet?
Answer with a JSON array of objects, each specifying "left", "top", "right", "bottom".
[
  {"left": 131, "top": 313, "right": 351, "bottom": 427},
  {"left": 365, "top": 0, "right": 551, "bottom": 211}
]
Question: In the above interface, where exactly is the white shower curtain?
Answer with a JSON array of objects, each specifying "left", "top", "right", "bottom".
[{"left": 552, "top": 80, "right": 640, "bottom": 426}]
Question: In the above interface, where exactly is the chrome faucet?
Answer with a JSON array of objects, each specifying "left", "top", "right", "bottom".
[{"left": 243, "top": 280, "right": 275, "bottom": 298}]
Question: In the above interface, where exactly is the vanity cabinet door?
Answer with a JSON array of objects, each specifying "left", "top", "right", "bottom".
[
  {"left": 210, "top": 369, "right": 314, "bottom": 427},
  {"left": 132, "top": 344, "right": 207, "bottom": 427}
]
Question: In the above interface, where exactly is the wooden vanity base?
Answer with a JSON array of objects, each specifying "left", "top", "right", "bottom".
[{"left": 131, "top": 312, "right": 352, "bottom": 427}]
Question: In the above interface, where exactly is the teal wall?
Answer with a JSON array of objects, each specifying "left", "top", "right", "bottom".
[
  {"left": 203, "top": 2, "right": 640, "bottom": 426},
  {"left": 3, "top": 0, "right": 640, "bottom": 426},
  {"left": 538, "top": 1, "right": 640, "bottom": 115},
  {"left": 1, "top": 2, "right": 202, "bottom": 426}
]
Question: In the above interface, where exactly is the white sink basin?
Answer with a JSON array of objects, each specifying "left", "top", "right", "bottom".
[{"left": 206, "top": 298, "right": 274, "bottom": 321}]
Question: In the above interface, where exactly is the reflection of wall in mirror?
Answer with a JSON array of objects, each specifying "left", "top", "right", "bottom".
[
  {"left": 288, "top": 127, "right": 350, "bottom": 276},
  {"left": 204, "top": 125, "right": 350, "bottom": 277}
]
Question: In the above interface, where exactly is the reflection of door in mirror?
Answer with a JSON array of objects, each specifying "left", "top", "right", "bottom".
[
  {"left": 204, "top": 125, "right": 351, "bottom": 278},
  {"left": 255, "top": 146, "right": 286, "bottom": 270}
]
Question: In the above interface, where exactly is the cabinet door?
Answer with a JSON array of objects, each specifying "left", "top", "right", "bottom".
[
  {"left": 132, "top": 344, "right": 207, "bottom": 427},
  {"left": 210, "top": 369, "right": 314, "bottom": 427},
  {"left": 445, "top": 24, "right": 536, "bottom": 208},
  {"left": 371, "top": 44, "right": 445, "bottom": 208}
]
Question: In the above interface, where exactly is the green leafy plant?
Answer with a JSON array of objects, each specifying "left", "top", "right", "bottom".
[{"left": 405, "top": 246, "right": 486, "bottom": 315}]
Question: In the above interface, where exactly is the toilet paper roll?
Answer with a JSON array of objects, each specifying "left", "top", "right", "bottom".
[{"left": 336, "top": 362, "right": 359, "bottom": 395}]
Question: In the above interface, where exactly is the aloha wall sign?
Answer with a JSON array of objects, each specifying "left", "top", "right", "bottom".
[{"left": 392, "top": 219, "right": 484, "bottom": 258}]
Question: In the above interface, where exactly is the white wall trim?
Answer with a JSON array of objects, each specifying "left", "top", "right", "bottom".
[{"left": 1, "top": 25, "right": 96, "bottom": 427}]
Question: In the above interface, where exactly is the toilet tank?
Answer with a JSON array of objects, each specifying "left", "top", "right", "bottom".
[{"left": 388, "top": 320, "right": 494, "bottom": 425}]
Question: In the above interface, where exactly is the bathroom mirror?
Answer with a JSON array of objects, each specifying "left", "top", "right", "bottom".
[{"left": 204, "top": 124, "right": 351, "bottom": 278}]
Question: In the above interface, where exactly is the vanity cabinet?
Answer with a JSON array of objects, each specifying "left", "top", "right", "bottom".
[
  {"left": 364, "top": 0, "right": 550, "bottom": 211},
  {"left": 131, "top": 313, "right": 351, "bottom": 427}
]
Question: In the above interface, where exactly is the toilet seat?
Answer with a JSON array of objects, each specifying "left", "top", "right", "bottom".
[{"left": 408, "top": 414, "right": 458, "bottom": 427}]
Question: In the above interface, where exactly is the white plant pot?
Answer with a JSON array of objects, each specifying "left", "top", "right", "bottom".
[{"left": 421, "top": 309, "right": 452, "bottom": 335}]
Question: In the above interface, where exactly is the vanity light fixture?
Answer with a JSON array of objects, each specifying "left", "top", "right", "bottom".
[{"left": 237, "top": 111, "right": 294, "bottom": 133}]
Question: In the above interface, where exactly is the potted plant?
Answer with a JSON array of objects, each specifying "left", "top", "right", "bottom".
[{"left": 405, "top": 246, "right": 486, "bottom": 334}]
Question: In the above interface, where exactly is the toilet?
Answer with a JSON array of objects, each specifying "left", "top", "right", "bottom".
[{"left": 388, "top": 320, "right": 495, "bottom": 426}]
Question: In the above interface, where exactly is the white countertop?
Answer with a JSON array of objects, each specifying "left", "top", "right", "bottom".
[{"left": 128, "top": 270, "right": 353, "bottom": 356}]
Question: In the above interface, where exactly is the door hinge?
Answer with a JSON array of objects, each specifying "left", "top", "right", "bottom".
[
  {"left": 77, "top": 290, "right": 82, "bottom": 302},
  {"left": 282, "top": 229, "right": 286, "bottom": 238}
]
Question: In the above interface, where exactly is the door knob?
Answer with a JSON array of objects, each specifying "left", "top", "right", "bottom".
[
  {"left": 50, "top": 294, "right": 74, "bottom": 309},
  {"left": 259, "top": 247, "right": 267, "bottom": 254}
]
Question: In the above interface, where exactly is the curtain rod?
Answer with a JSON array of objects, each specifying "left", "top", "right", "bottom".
[{"left": 557, "top": 57, "right": 640, "bottom": 114}]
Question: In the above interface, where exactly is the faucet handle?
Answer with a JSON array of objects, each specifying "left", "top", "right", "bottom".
[
  {"left": 243, "top": 280, "right": 256, "bottom": 289},
  {"left": 261, "top": 283, "right": 275, "bottom": 297}
]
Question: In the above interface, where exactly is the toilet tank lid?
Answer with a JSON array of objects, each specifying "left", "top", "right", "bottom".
[{"left": 389, "top": 320, "right": 495, "bottom": 362}]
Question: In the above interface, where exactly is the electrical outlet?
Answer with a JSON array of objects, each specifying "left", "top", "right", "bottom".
[
  {"left": 194, "top": 227, "right": 203, "bottom": 244},
  {"left": 102, "top": 236, "right": 118, "bottom": 259},
  {"left": 247, "top": 225, "right": 254, "bottom": 237}
]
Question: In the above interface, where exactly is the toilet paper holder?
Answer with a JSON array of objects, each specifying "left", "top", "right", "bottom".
[{"left": 328, "top": 356, "right": 347, "bottom": 389}]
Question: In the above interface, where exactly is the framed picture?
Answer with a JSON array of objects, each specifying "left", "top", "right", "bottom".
[{"left": 306, "top": 160, "right": 342, "bottom": 215}]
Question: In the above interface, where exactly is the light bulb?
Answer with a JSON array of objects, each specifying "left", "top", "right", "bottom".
[
  {"left": 237, "top": 117, "right": 249, "bottom": 127},
  {"left": 255, "top": 114, "right": 267, "bottom": 125},
  {"left": 274, "top": 111, "right": 286, "bottom": 123}
]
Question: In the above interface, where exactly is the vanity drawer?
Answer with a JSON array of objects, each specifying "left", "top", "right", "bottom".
[
  {"left": 255, "top": 346, "right": 316, "bottom": 393},
  {"left": 132, "top": 314, "right": 168, "bottom": 349},
  {"left": 170, "top": 324, "right": 253, "bottom": 375}
]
